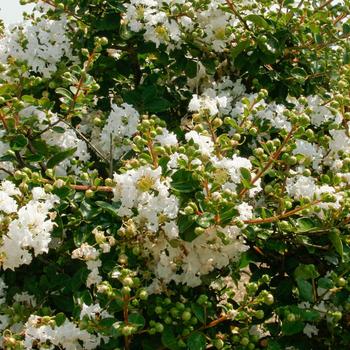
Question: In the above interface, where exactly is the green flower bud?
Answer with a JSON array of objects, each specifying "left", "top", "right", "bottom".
[
  {"left": 122, "top": 277, "right": 134, "bottom": 287},
  {"left": 336, "top": 277, "right": 346, "bottom": 287},
  {"left": 181, "top": 311, "right": 192, "bottom": 321},
  {"left": 194, "top": 227, "right": 205, "bottom": 235},
  {"left": 155, "top": 306, "right": 163, "bottom": 314},
  {"left": 155, "top": 323, "right": 164, "bottom": 333},
  {"left": 263, "top": 293, "right": 274, "bottom": 305},
  {"left": 254, "top": 310, "right": 264, "bottom": 319},
  {"left": 287, "top": 313, "right": 296, "bottom": 322},
  {"left": 240, "top": 337, "right": 250, "bottom": 346},
  {"left": 85, "top": 189, "right": 94, "bottom": 198},
  {"left": 213, "top": 339, "right": 224, "bottom": 349}
]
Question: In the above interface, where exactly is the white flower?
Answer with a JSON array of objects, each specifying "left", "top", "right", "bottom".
[
  {"left": 0, "top": 184, "right": 59, "bottom": 270},
  {"left": 185, "top": 131, "right": 214, "bottom": 156},
  {"left": 113, "top": 166, "right": 179, "bottom": 231},
  {"left": 71, "top": 243, "right": 99, "bottom": 261},
  {"left": 100, "top": 103, "right": 140, "bottom": 160},
  {"left": 286, "top": 175, "right": 316, "bottom": 199},
  {"left": 293, "top": 140, "right": 323, "bottom": 169},
  {"left": 236, "top": 202, "right": 253, "bottom": 221},
  {"left": 0, "top": 15, "right": 74, "bottom": 78},
  {"left": 162, "top": 221, "right": 179, "bottom": 239},
  {"left": 303, "top": 323, "right": 318, "bottom": 338},
  {"left": 146, "top": 226, "right": 248, "bottom": 288},
  {"left": 80, "top": 303, "right": 111, "bottom": 320},
  {"left": 155, "top": 128, "right": 178, "bottom": 147},
  {"left": 86, "top": 260, "right": 102, "bottom": 287},
  {"left": 329, "top": 129, "right": 350, "bottom": 154},
  {"left": 13, "top": 292, "right": 37, "bottom": 307},
  {"left": 24, "top": 315, "right": 101, "bottom": 350}
]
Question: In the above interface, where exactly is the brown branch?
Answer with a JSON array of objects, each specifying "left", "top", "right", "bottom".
[
  {"left": 318, "top": 0, "right": 334, "bottom": 10},
  {"left": 225, "top": 0, "right": 251, "bottom": 31},
  {"left": 239, "top": 126, "right": 297, "bottom": 198},
  {"left": 243, "top": 200, "right": 321, "bottom": 225},
  {"left": 147, "top": 140, "right": 159, "bottom": 168},
  {"left": 0, "top": 112, "right": 8, "bottom": 130}
]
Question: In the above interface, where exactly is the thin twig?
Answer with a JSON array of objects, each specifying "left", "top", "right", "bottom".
[
  {"left": 243, "top": 200, "right": 321, "bottom": 225},
  {"left": 239, "top": 126, "right": 297, "bottom": 198},
  {"left": 225, "top": 0, "right": 251, "bottom": 31}
]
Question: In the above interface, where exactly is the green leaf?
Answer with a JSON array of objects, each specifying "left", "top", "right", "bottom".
[
  {"left": 267, "top": 339, "right": 282, "bottom": 350},
  {"left": 328, "top": 229, "right": 343, "bottom": 258},
  {"left": 240, "top": 167, "right": 252, "bottom": 182},
  {"left": 52, "top": 126, "right": 66, "bottom": 134},
  {"left": 21, "top": 95, "right": 36, "bottom": 104},
  {"left": 281, "top": 320, "right": 304, "bottom": 335},
  {"left": 294, "top": 264, "right": 319, "bottom": 280},
  {"left": 31, "top": 139, "right": 49, "bottom": 155},
  {"left": 54, "top": 312, "right": 66, "bottom": 326},
  {"left": 231, "top": 40, "right": 250, "bottom": 59},
  {"left": 296, "top": 218, "right": 315, "bottom": 233},
  {"left": 171, "top": 169, "right": 199, "bottom": 193},
  {"left": 161, "top": 326, "right": 181, "bottom": 350},
  {"left": 191, "top": 303, "right": 206, "bottom": 324},
  {"left": 73, "top": 224, "right": 91, "bottom": 247},
  {"left": 296, "top": 279, "right": 314, "bottom": 302},
  {"left": 95, "top": 201, "right": 121, "bottom": 218},
  {"left": 185, "top": 60, "right": 198, "bottom": 79},
  {"left": 56, "top": 87, "right": 73, "bottom": 100},
  {"left": 128, "top": 313, "right": 145, "bottom": 328},
  {"left": 343, "top": 23, "right": 350, "bottom": 34},
  {"left": 291, "top": 67, "right": 308, "bottom": 82},
  {"left": 187, "top": 332, "right": 206, "bottom": 350},
  {"left": 178, "top": 214, "right": 195, "bottom": 234},
  {"left": 245, "top": 14, "right": 270, "bottom": 29},
  {"left": 10, "top": 134, "right": 28, "bottom": 151},
  {"left": 219, "top": 206, "right": 238, "bottom": 225},
  {"left": 344, "top": 49, "right": 350, "bottom": 64},
  {"left": 47, "top": 147, "right": 77, "bottom": 168},
  {"left": 318, "top": 277, "right": 334, "bottom": 290},
  {"left": 146, "top": 98, "right": 172, "bottom": 113}
]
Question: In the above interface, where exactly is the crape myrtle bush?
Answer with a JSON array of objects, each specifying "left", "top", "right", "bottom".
[{"left": 1, "top": 0, "right": 350, "bottom": 349}]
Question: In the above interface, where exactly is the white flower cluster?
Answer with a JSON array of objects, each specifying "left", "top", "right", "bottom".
[
  {"left": 290, "top": 95, "right": 342, "bottom": 127},
  {"left": 211, "top": 154, "right": 261, "bottom": 197},
  {"left": 71, "top": 243, "right": 102, "bottom": 287},
  {"left": 146, "top": 225, "right": 248, "bottom": 289},
  {"left": 0, "top": 14, "right": 73, "bottom": 78},
  {"left": 188, "top": 78, "right": 246, "bottom": 116},
  {"left": 113, "top": 165, "right": 179, "bottom": 232},
  {"left": 123, "top": 0, "right": 239, "bottom": 51},
  {"left": 292, "top": 140, "right": 324, "bottom": 171},
  {"left": 154, "top": 127, "right": 178, "bottom": 147},
  {"left": 0, "top": 182, "right": 59, "bottom": 270},
  {"left": 24, "top": 315, "right": 101, "bottom": 350},
  {"left": 100, "top": 103, "right": 140, "bottom": 160},
  {"left": 188, "top": 77, "right": 292, "bottom": 131},
  {"left": 285, "top": 174, "right": 343, "bottom": 220},
  {"left": 80, "top": 302, "right": 111, "bottom": 320}
]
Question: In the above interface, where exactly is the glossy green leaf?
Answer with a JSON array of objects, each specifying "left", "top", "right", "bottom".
[
  {"left": 187, "top": 332, "right": 206, "bottom": 350},
  {"left": 47, "top": 147, "right": 77, "bottom": 168}
]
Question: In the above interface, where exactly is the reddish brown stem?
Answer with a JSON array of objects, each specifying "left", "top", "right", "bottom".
[
  {"left": 225, "top": 0, "right": 251, "bottom": 31},
  {"left": 243, "top": 200, "right": 321, "bottom": 225},
  {"left": 147, "top": 140, "right": 159, "bottom": 168},
  {"left": 239, "top": 127, "right": 296, "bottom": 198}
]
